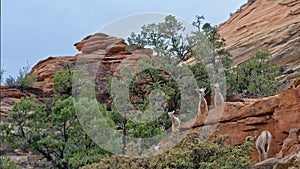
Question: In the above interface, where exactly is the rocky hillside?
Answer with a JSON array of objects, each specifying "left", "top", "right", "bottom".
[
  {"left": 1, "top": 0, "right": 300, "bottom": 167},
  {"left": 184, "top": 85, "right": 300, "bottom": 162},
  {"left": 220, "top": 0, "right": 300, "bottom": 80},
  {"left": 29, "top": 33, "right": 153, "bottom": 108},
  {"left": 1, "top": 31, "right": 300, "bottom": 163},
  {"left": 185, "top": 0, "right": 300, "bottom": 82}
]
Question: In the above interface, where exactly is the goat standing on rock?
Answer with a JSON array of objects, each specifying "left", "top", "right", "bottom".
[
  {"left": 256, "top": 130, "right": 272, "bottom": 162},
  {"left": 168, "top": 111, "right": 180, "bottom": 132},
  {"left": 246, "top": 130, "right": 272, "bottom": 162},
  {"left": 196, "top": 88, "right": 208, "bottom": 116},
  {"left": 211, "top": 83, "right": 225, "bottom": 108}
]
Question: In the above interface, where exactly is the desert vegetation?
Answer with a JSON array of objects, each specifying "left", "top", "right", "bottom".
[
  {"left": 4, "top": 64, "right": 36, "bottom": 92},
  {"left": 0, "top": 14, "right": 284, "bottom": 169}
]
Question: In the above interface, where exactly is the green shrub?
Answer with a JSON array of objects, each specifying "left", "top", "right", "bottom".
[
  {"left": 0, "top": 156, "right": 21, "bottom": 169},
  {"left": 233, "top": 50, "right": 281, "bottom": 96},
  {"left": 4, "top": 65, "right": 35, "bottom": 91},
  {"left": 83, "top": 131, "right": 253, "bottom": 169},
  {"left": 0, "top": 68, "right": 4, "bottom": 83},
  {"left": 53, "top": 69, "right": 73, "bottom": 99},
  {"left": 150, "top": 132, "right": 253, "bottom": 169},
  {"left": 0, "top": 96, "right": 112, "bottom": 169}
]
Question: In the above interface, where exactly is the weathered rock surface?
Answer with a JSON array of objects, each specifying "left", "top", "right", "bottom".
[
  {"left": 219, "top": 0, "right": 300, "bottom": 81},
  {"left": 219, "top": 0, "right": 300, "bottom": 63},
  {"left": 29, "top": 33, "right": 153, "bottom": 106},
  {"left": 30, "top": 56, "right": 76, "bottom": 91},
  {"left": 181, "top": 87, "right": 300, "bottom": 162},
  {"left": 184, "top": 0, "right": 300, "bottom": 82},
  {"left": 277, "top": 128, "right": 300, "bottom": 158},
  {"left": 250, "top": 147, "right": 300, "bottom": 169},
  {"left": 0, "top": 86, "right": 43, "bottom": 117},
  {"left": 274, "top": 147, "right": 300, "bottom": 169},
  {"left": 250, "top": 158, "right": 279, "bottom": 169}
]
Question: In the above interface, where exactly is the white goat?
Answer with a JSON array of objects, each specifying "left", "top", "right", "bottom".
[
  {"left": 196, "top": 88, "right": 208, "bottom": 116},
  {"left": 256, "top": 130, "right": 272, "bottom": 162},
  {"left": 168, "top": 111, "right": 180, "bottom": 132},
  {"left": 211, "top": 83, "right": 224, "bottom": 108},
  {"left": 153, "top": 143, "right": 161, "bottom": 152}
]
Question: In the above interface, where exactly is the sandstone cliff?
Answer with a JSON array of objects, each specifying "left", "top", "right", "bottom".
[
  {"left": 182, "top": 86, "right": 300, "bottom": 162},
  {"left": 29, "top": 33, "right": 153, "bottom": 107},
  {"left": 2, "top": 0, "right": 300, "bottom": 166},
  {"left": 218, "top": 0, "right": 300, "bottom": 81},
  {"left": 184, "top": 0, "right": 300, "bottom": 82}
]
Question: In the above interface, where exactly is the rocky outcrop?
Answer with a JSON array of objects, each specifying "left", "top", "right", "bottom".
[
  {"left": 3, "top": 31, "right": 299, "bottom": 163},
  {"left": 218, "top": 0, "right": 300, "bottom": 81},
  {"left": 250, "top": 158, "right": 279, "bottom": 169},
  {"left": 251, "top": 147, "right": 300, "bottom": 169},
  {"left": 0, "top": 86, "right": 24, "bottom": 117},
  {"left": 274, "top": 147, "right": 300, "bottom": 169},
  {"left": 184, "top": 0, "right": 300, "bottom": 82},
  {"left": 30, "top": 56, "right": 76, "bottom": 91},
  {"left": 0, "top": 86, "right": 43, "bottom": 117},
  {"left": 277, "top": 128, "right": 300, "bottom": 158},
  {"left": 29, "top": 33, "right": 153, "bottom": 106},
  {"left": 181, "top": 86, "right": 300, "bottom": 162}
]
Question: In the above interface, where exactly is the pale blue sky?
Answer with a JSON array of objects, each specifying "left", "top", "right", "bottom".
[{"left": 1, "top": 0, "right": 246, "bottom": 79}]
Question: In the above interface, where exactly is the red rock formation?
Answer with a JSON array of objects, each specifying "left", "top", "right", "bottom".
[
  {"left": 30, "top": 56, "right": 76, "bottom": 91},
  {"left": 184, "top": 0, "right": 300, "bottom": 81},
  {"left": 29, "top": 33, "right": 153, "bottom": 107},
  {"left": 277, "top": 128, "right": 300, "bottom": 158},
  {"left": 218, "top": 0, "right": 300, "bottom": 80},
  {"left": 0, "top": 86, "right": 43, "bottom": 117},
  {"left": 180, "top": 87, "right": 300, "bottom": 162},
  {"left": 18, "top": 30, "right": 300, "bottom": 162},
  {"left": 274, "top": 147, "right": 300, "bottom": 169},
  {"left": 1, "top": 86, "right": 24, "bottom": 117}
]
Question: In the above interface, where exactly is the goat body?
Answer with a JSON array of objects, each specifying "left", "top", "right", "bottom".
[
  {"left": 168, "top": 111, "right": 180, "bottom": 132},
  {"left": 256, "top": 130, "right": 272, "bottom": 162},
  {"left": 196, "top": 88, "right": 208, "bottom": 116},
  {"left": 211, "top": 83, "right": 224, "bottom": 108}
]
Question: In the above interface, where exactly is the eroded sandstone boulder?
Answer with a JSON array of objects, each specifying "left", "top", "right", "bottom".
[
  {"left": 277, "top": 128, "right": 300, "bottom": 158},
  {"left": 29, "top": 33, "right": 153, "bottom": 107}
]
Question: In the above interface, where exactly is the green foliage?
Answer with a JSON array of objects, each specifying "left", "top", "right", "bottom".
[
  {"left": 124, "top": 112, "right": 170, "bottom": 151},
  {"left": 129, "top": 68, "right": 179, "bottom": 111},
  {"left": 119, "top": 67, "right": 180, "bottom": 151},
  {"left": 127, "top": 15, "right": 193, "bottom": 59},
  {"left": 0, "top": 156, "right": 21, "bottom": 169},
  {"left": 83, "top": 131, "right": 253, "bottom": 169},
  {"left": 53, "top": 68, "right": 73, "bottom": 100},
  {"left": 201, "top": 23, "right": 232, "bottom": 69},
  {"left": 233, "top": 50, "right": 281, "bottom": 96},
  {"left": 82, "top": 155, "right": 152, "bottom": 169},
  {"left": 4, "top": 65, "right": 36, "bottom": 91},
  {"left": 0, "top": 68, "right": 5, "bottom": 83},
  {"left": 74, "top": 96, "right": 123, "bottom": 155},
  {"left": 192, "top": 15, "right": 205, "bottom": 32},
  {"left": 189, "top": 62, "right": 211, "bottom": 93},
  {"left": 149, "top": 132, "right": 253, "bottom": 169},
  {"left": 52, "top": 65, "right": 86, "bottom": 100},
  {"left": 0, "top": 96, "right": 111, "bottom": 169}
]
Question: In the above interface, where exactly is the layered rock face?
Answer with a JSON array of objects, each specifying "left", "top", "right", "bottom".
[
  {"left": 183, "top": 86, "right": 300, "bottom": 162},
  {"left": 0, "top": 86, "right": 43, "bottom": 118},
  {"left": 184, "top": 0, "right": 300, "bottom": 82},
  {"left": 2, "top": 1, "right": 300, "bottom": 164},
  {"left": 218, "top": 0, "right": 300, "bottom": 80},
  {"left": 29, "top": 33, "right": 153, "bottom": 106}
]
